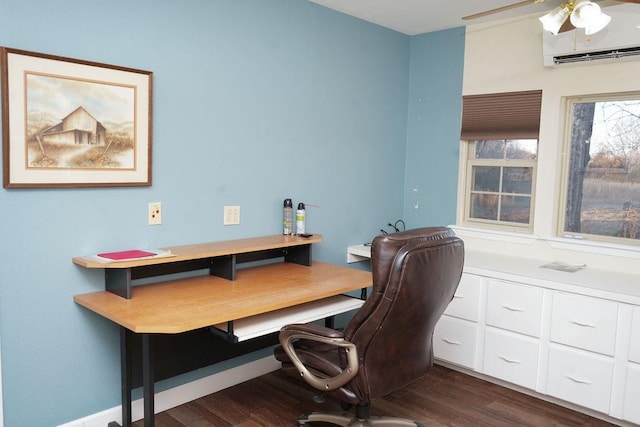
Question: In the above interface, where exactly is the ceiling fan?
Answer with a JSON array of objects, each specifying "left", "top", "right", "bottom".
[{"left": 463, "top": 0, "right": 640, "bottom": 35}]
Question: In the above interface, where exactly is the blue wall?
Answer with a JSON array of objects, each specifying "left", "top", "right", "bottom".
[
  {"left": 0, "top": 0, "right": 463, "bottom": 424},
  {"left": 404, "top": 30, "right": 465, "bottom": 228}
]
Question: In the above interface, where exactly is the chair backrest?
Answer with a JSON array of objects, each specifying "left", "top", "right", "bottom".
[{"left": 343, "top": 227, "right": 464, "bottom": 401}]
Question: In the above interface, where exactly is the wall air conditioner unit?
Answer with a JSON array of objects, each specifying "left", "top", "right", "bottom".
[{"left": 542, "top": 3, "right": 640, "bottom": 67}]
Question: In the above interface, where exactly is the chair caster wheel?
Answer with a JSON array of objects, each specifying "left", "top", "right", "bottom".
[{"left": 340, "top": 401, "right": 352, "bottom": 411}]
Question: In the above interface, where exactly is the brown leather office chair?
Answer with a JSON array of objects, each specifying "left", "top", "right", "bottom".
[{"left": 274, "top": 227, "right": 464, "bottom": 426}]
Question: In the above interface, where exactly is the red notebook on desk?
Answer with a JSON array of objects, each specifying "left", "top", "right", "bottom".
[{"left": 97, "top": 249, "right": 157, "bottom": 260}]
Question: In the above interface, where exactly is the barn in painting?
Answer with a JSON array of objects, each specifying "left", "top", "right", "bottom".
[{"left": 40, "top": 106, "right": 106, "bottom": 145}]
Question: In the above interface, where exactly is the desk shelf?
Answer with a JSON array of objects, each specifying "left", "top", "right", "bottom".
[
  {"left": 73, "top": 234, "right": 322, "bottom": 299},
  {"left": 347, "top": 244, "right": 371, "bottom": 263}
]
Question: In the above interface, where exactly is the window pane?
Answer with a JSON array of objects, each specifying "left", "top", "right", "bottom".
[
  {"left": 472, "top": 166, "right": 500, "bottom": 192},
  {"left": 471, "top": 193, "right": 498, "bottom": 220},
  {"left": 502, "top": 167, "right": 532, "bottom": 194},
  {"left": 465, "top": 137, "right": 536, "bottom": 229},
  {"left": 563, "top": 97, "right": 640, "bottom": 241},
  {"left": 506, "top": 139, "right": 537, "bottom": 160},
  {"left": 474, "top": 140, "right": 504, "bottom": 159},
  {"left": 500, "top": 195, "right": 531, "bottom": 223}
]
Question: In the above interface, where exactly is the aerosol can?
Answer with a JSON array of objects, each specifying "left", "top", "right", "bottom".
[
  {"left": 296, "top": 202, "right": 306, "bottom": 235},
  {"left": 283, "top": 199, "right": 293, "bottom": 235}
]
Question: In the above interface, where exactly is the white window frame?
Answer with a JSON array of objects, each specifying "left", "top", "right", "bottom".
[
  {"left": 557, "top": 92, "right": 640, "bottom": 247},
  {"left": 459, "top": 139, "right": 537, "bottom": 233}
]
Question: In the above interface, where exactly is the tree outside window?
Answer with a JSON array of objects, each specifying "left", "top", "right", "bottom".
[{"left": 562, "top": 95, "right": 640, "bottom": 242}]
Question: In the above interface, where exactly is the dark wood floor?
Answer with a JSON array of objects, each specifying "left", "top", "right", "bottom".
[{"left": 136, "top": 364, "right": 616, "bottom": 426}]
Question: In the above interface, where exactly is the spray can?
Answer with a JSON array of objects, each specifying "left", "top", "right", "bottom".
[
  {"left": 296, "top": 202, "right": 306, "bottom": 235},
  {"left": 283, "top": 199, "right": 293, "bottom": 235}
]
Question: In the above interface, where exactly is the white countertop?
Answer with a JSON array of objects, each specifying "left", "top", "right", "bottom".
[
  {"left": 464, "top": 250, "right": 640, "bottom": 304},
  {"left": 347, "top": 244, "right": 640, "bottom": 304}
]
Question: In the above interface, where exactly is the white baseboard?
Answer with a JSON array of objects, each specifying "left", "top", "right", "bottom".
[{"left": 59, "top": 356, "right": 281, "bottom": 427}]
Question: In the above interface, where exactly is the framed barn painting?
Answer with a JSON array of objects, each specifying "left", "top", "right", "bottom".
[{"left": 1, "top": 47, "right": 152, "bottom": 188}]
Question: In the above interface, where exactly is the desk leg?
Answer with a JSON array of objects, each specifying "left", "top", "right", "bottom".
[
  {"left": 142, "top": 333, "right": 155, "bottom": 426},
  {"left": 119, "top": 327, "right": 133, "bottom": 427},
  {"left": 117, "top": 330, "right": 155, "bottom": 427},
  {"left": 324, "top": 316, "right": 335, "bottom": 329}
]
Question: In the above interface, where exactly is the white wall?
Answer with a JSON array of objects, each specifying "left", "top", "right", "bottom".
[{"left": 457, "top": 9, "right": 640, "bottom": 274}]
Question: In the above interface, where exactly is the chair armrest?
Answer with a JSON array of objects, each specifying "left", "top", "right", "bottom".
[
  {"left": 280, "top": 323, "right": 345, "bottom": 339},
  {"left": 279, "top": 324, "right": 359, "bottom": 391}
]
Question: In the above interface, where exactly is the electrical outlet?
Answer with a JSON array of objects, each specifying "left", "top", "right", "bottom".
[
  {"left": 149, "top": 202, "right": 162, "bottom": 225},
  {"left": 223, "top": 205, "right": 240, "bottom": 225}
]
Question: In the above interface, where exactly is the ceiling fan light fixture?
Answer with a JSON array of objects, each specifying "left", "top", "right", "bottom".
[
  {"left": 584, "top": 11, "right": 611, "bottom": 35},
  {"left": 570, "top": 0, "right": 602, "bottom": 28},
  {"left": 539, "top": 5, "right": 571, "bottom": 35}
]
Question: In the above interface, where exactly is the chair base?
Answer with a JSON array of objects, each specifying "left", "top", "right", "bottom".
[{"left": 298, "top": 412, "right": 425, "bottom": 427}]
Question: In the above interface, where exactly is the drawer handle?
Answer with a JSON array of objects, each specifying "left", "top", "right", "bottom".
[
  {"left": 501, "top": 304, "right": 524, "bottom": 312},
  {"left": 498, "top": 355, "right": 520, "bottom": 364},
  {"left": 565, "top": 375, "right": 592, "bottom": 385},
  {"left": 569, "top": 320, "right": 596, "bottom": 328},
  {"left": 441, "top": 338, "right": 461, "bottom": 345},
  {"left": 453, "top": 294, "right": 464, "bottom": 299}
]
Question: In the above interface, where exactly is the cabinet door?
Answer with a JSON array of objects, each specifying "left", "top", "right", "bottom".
[
  {"left": 483, "top": 328, "right": 539, "bottom": 390},
  {"left": 486, "top": 279, "right": 543, "bottom": 337},
  {"left": 623, "top": 363, "right": 640, "bottom": 424},
  {"left": 629, "top": 307, "right": 640, "bottom": 364},
  {"left": 550, "top": 292, "right": 618, "bottom": 356},
  {"left": 433, "top": 315, "right": 477, "bottom": 369},
  {"left": 547, "top": 344, "right": 614, "bottom": 414},
  {"left": 444, "top": 273, "right": 481, "bottom": 322}
]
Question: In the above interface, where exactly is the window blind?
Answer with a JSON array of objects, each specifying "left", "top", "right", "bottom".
[{"left": 461, "top": 90, "right": 542, "bottom": 140}]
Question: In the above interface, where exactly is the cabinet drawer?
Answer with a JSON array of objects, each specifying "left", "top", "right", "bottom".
[
  {"left": 629, "top": 307, "right": 640, "bottom": 363},
  {"left": 623, "top": 363, "right": 640, "bottom": 424},
  {"left": 550, "top": 292, "right": 618, "bottom": 356},
  {"left": 444, "top": 273, "right": 481, "bottom": 322},
  {"left": 483, "top": 327, "right": 539, "bottom": 390},
  {"left": 547, "top": 345, "right": 613, "bottom": 414},
  {"left": 486, "top": 280, "right": 543, "bottom": 337},
  {"left": 433, "top": 315, "right": 477, "bottom": 369}
]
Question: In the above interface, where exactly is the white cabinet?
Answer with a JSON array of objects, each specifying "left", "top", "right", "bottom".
[
  {"left": 486, "top": 279, "right": 543, "bottom": 337},
  {"left": 434, "top": 273, "right": 481, "bottom": 369},
  {"left": 483, "top": 280, "right": 543, "bottom": 390},
  {"left": 483, "top": 328, "right": 539, "bottom": 389},
  {"left": 547, "top": 344, "right": 614, "bottom": 414},
  {"left": 623, "top": 307, "right": 640, "bottom": 424},
  {"left": 545, "top": 292, "right": 620, "bottom": 415},
  {"left": 444, "top": 273, "right": 481, "bottom": 322},
  {"left": 433, "top": 315, "right": 477, "bottom": 369},
  {"left": 550, "top": 292, "right": 618, "bottom": 356},
  {"left": 430, "top": 250, "right": 640, "bottom": 425},
  {"left": 623, "top": 363, "right": 640, "bottom": 424},
  {"left": 629, "top": 307, "right": 640, "bottom": 364}
]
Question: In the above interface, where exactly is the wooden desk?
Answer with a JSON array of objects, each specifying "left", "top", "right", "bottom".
[
  {"left": 74, "top": 262, "right": 370, "bottom": 334},
  {"left": 73, "top": 236, "right": 371, "bottom": 427}
]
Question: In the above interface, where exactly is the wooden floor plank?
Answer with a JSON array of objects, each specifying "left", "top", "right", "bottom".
[{"left": 135, "top": 364, "right": 616, "bottom": 426}]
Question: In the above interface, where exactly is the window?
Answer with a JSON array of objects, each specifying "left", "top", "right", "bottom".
[
  {"left": 466, "top": 139, "right": 537, "bottom": 228},
  {"left": 560, "top": 93, "right": 640, "bottom": 244},
  {"left": 459, "top": 90, "right": 542, "bottom": 231}
]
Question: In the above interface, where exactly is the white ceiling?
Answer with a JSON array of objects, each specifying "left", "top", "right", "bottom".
[{"left": 308, "top": 0, "right": 567, "bottom": 35}]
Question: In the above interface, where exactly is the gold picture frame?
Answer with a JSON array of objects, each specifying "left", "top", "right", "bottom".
[{"left": 1, "top": 47, "right": 153, "bottom": 188}]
